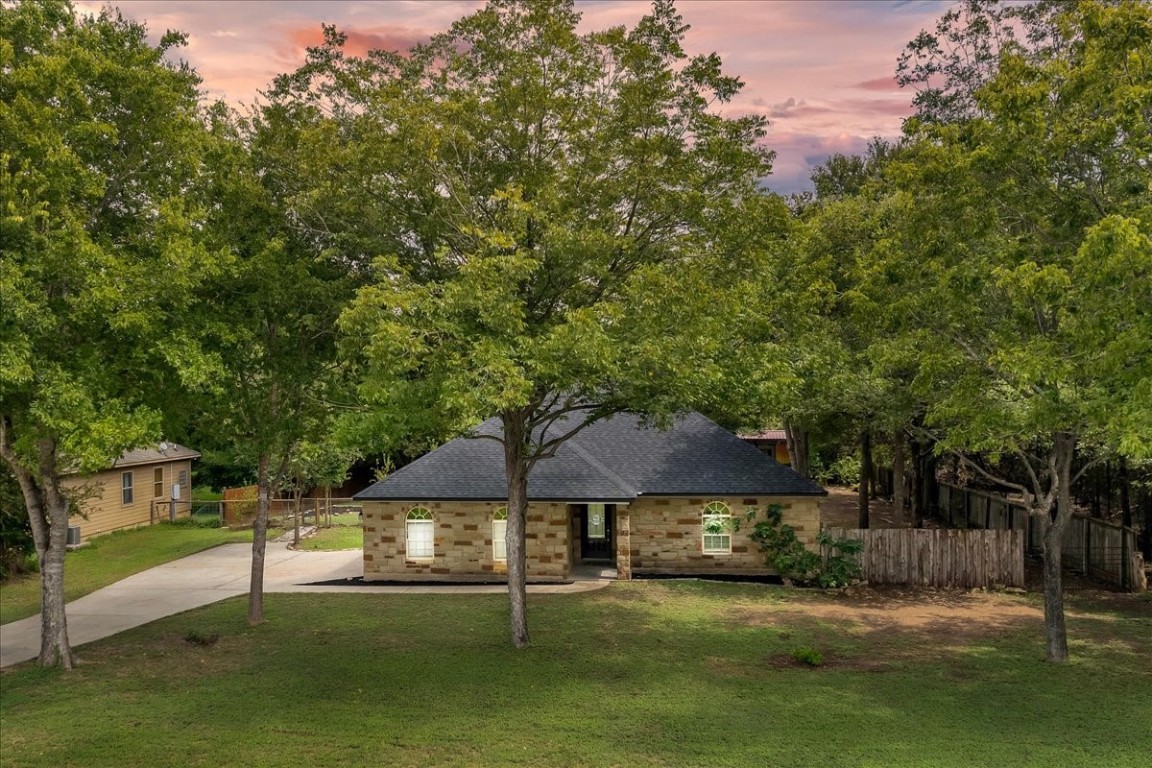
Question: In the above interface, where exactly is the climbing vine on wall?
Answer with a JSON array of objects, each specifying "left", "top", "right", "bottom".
[{"left": 743, "top": 504, "right": 862, "bottom": 587}]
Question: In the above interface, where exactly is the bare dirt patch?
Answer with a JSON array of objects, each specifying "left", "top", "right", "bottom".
[
  {"left": 820, "top": 486, "right": 914, "bottom": 529},
  {"left": 734, "top": 586, "right": 1039, "bottom": 640}
]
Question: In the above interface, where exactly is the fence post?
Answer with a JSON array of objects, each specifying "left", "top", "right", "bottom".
[
  {"left": 1083, "top": 519, "right": 1091, "bottom": 576},
  {"left": 1121, "top": 526, "right": 1130, "bottom": 591}
]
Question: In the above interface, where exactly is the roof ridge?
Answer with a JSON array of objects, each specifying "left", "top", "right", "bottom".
[{"left": 557, "top": 426, "right": 639, "bottom": 499}]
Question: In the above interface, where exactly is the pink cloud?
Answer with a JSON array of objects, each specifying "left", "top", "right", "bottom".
[
  {"left": 855, "top": 76, "right": 902, "bottom": 92},
  {"left": 72, "top": 0, "right": 942, "bottom": 191},
  {"left": 286, "top": 25, "right": 431, "bottom": 59}
]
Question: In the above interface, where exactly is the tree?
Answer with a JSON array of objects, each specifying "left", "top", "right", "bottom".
[
  {"left": 182, "top": 105, "right": 357, "bottom": 626},
  {"left": 758, "top": 139, "right": 925, "bottom": 529},
  {"left": 323, "top": 0, "right": 773, "bottom": 647},
  {"left": 0, "top": 0, "right": 215, "bottom": 667},
  {"left": 885, "top": 0, "right": 1152, "bottom": 660}
]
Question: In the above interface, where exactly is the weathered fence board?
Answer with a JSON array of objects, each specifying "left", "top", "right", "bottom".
[
  {"left": 826, "top": 528, "right": 1025, "bottom": 589},
  {"left": 937, "top": 483, "right": 1146, "bottom": 591}
]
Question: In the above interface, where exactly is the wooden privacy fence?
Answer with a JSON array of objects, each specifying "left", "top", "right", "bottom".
[
  {"left": 825, "top": 527, "right": 1026, "bottom": 589},
  {"left": 938, "top": 483, "right": 1146, "bottom": 592}
]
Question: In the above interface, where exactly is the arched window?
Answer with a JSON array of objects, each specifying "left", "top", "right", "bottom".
[
  {"left": 702, "top": 501, "right": 732, "bottom": 555},
  {"left": 406, "top": 507, "right": 434, "bottom": 559},
  {"left": 492, "top": 507, "right": 508, "bottom": 561}
]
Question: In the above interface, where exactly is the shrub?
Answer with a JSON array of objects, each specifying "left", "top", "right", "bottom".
[
  {"left": 184, "top": 630, "right": 220, "bottom": 647},
  {"left": 814, "top": 532, "right": 864, "bottom": 588},
  {"left": 744, "top": 505, "right": 862, "bottom": 588},
  {"left": 0, "top": 466, "right": 35, "bottom": 579},
  {"left": 791, "top": 646, "right": 824, "bottom": 667}
]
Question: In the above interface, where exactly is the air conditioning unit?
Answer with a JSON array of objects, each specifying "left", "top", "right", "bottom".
[{"left": 67, "top": 525, "right": 82, "bottom": 547}]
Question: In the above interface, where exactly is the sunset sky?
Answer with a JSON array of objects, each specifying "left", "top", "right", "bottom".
[{"left": 76, "top": 0, "right": 951, "bottom": 194}]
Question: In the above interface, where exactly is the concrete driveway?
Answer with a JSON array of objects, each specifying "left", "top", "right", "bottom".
[{"left": 0, "top": 540, "right": 608, "bottom": 668}]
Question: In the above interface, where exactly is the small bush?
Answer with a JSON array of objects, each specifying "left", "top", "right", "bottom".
[
  {"left": 791, "top": 646, "right": 824, "bottom": 667},
  {"left": 169, "top": 516, "right": 224, "bottom": 530},
  {"left": 745, "top": 505, "right": 862, "bottom": 588},
  {"left": 184, "top": 630, "right": 220, "bottom": 647}
]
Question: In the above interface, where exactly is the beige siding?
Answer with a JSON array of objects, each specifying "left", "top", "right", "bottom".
[{"left": 62, "top": 459, "right": 195, "bottom": 541}]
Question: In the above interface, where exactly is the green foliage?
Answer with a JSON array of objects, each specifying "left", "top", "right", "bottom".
[
  {"left": 791, "top": 646, "right": 824, "bottom": 667},
  {"left": 0, "top": 465, "right": 33, "bottom": 578},
  {"left": 820, "top": 454, "right": 862, "bottom": 488},
  {"left": 183, "top": 629, "right": 220, "bottom": 647},
  {"left": 272, "top": 0, "right": 777, "bottom": 444},
  {"left": 1, "top": 0, "right": 220, "bottom": 476},
  {"left": 813, "top": 531, "right": 864, "bottom": 588},
  {"left": 745, "top": 504, "right": 862, "bottom": 588},
  {"left": 884, "top": 0, "right": 1152, "bottom": 467}
]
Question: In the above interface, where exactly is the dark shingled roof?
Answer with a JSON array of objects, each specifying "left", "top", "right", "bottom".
[
  {"left": 112, "top": 443, "right": 200, "bottom": 469},
  {"left": 355, "top": 412, "right": 824, "bottom": 502}
]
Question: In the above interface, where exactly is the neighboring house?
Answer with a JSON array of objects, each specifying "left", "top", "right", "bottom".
[
  {"left": 355, "top": 413, "right": 825, "bottom": 582},
  {"left": 63, "top": 443, "right": 200, "bottom": 542},
  {"left": 741, "top": 428, "right": 791, "bottom": 466}
]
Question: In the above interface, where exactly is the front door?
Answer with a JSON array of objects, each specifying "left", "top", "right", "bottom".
[{"left": 580, "top": 503, "right": 614, "bottom": 561}]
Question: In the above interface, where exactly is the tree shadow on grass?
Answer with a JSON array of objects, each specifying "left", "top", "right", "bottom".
[{"left": 2, "top": 583, "right": 1150, "bottom": 767}]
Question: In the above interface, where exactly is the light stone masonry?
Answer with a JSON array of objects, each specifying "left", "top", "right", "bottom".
[{"left": 364, "top": 496, "right": 823, "bottom": 581}]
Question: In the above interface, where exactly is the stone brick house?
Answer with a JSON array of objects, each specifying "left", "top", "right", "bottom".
[{"left": 355, "top": 413, "right": 825, "bottom": 582}]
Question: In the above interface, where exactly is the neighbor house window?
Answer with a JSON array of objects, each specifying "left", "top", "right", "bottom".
[
  {"left": 153, "top": 467, "right": 164, "bottom": 498},
  {"left": 492, "top": 507, "right": 508, "bottom": 561},
  {"left": 121, "top": 472, "right": 134, "bottom": 505},
  {"left": 406, "top": 507, "right": 434, "bottom": 559},
  {"left": 702, "top": 501, "right": 732, "bottom": 554}
]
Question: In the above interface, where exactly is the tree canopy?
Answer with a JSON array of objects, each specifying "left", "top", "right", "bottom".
[
  {"left": 0, "top": 0, "right": 217, "bottom": 667},
  {"left": 268, "top": 0, "right": 781, "bottom": 646},
  {"left": 877, "top": 0, "right": 1152, "bottom": 660}
]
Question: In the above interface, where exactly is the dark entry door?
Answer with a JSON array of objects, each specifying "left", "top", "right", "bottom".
[{"left": 580, "top": 503, "right": 614, "bottom": 561}]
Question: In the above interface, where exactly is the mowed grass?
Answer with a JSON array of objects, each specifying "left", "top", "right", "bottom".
[
  {"left": 2, "top": 582, "right": 1150, "bottom": 768},
  {"left": 0, "top": 522, "right": 272, "bottom": 624},
  {"left": 296, "top": 512, "right": 363, "bottom": 551}
]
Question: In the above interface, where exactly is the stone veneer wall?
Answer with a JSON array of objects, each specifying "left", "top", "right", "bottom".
[
  {"left": 362, "top": 500, "right": 571, "bottom": 581},
  {"left": 626, "top": 496, "right": 822, "bottom": 575}
]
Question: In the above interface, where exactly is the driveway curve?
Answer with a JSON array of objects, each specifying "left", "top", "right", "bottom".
[{"left": 0, "top": 540, "right": 608, "bottom": 668}]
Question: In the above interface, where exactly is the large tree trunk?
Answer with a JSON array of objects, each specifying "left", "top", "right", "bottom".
[
  {"left": 501, "top": 412, "right": 530, "bottom": 649},
  {"left": 909, "top": 437, "right": 923, "bottom": 527},
  {"left": 892, "top": 432, "right": 906, "bottom": 527},
  {"left": 248, "top": 454, "right": 271, "bottom": 626},
  {"left": 1119, "top": 458, "right": 1132, "bottom": 591},
  {"left": 1038, "top": 433, "right": 1077, "bottom": 663},
  {"left": 37, "top": 469, "right": 73, "bottom": 669},
  {"left": 0, "top": 428, "right": 74, "bottom": 669},
  {"left": 858, "top": 429, "right": 872, "bottom": 529},
  {"left": 1038, "top": 512, "right": 1068, "bottom": 662},
  {"left": 784, "top": 419, "right": 810, "bottom": 479}
]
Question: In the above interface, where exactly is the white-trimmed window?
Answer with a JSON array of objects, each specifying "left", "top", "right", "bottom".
[
  {"left": 702, "top": 501, "right": 732, "bottom": 554},
  {"left": 406, "top": 507, "right": 434, "bottom": 559},
  {"left": 121, "top": 471, "right": 134, "bottom": 505},
  {"left": 492, "top": 507, "right": 508, "bottom": 561}
]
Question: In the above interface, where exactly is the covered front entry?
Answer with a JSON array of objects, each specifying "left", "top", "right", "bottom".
[{"left": 579, "top": 503, "right": 615, "bottom": 562}]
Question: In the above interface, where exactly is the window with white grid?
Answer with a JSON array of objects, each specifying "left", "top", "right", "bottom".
[
  {"left": 405, "top": 507, "right": 434, "bottom": 559},
  {"left": 492, "top": 507, "right": 508, "bottom": 561},
  {"left": 702, "top": 501, "right": 732, "bottom": 554}
]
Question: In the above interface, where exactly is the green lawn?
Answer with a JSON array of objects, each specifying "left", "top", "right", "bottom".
[
  {"left": 0, "top": 522, "right": 271, "bottom": 624},
  {"left": 296, "top": 511, "right": 363, "bottom": 551},
  {"left": 1, "top": 582, "right": 1149, "bottom": 767}
]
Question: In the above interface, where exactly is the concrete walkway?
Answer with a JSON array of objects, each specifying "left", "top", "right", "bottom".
[{"left": 0, "top": 540, "right": 610, "bottom": 669}]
